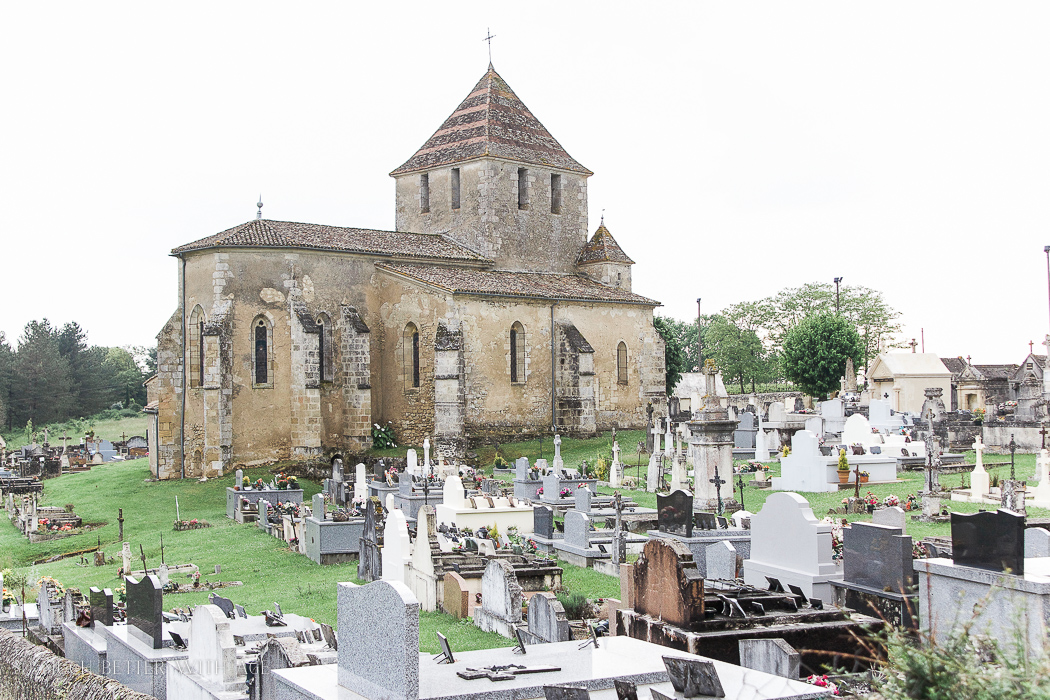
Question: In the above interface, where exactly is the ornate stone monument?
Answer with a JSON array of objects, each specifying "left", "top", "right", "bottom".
[{"left": 686, "top": 362, "right": 737, "bottom": 511}]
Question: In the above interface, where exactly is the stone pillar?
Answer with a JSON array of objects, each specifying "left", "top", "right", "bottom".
[
  {"left": 340, "top": 305, "right": 372, "bottom": 452},
  {"left": 555, "top": 322, "right": 596, "bottom": 436},
  {"left": 290, "top": 304, "right": 323, "bottom": 459},
  {"left": 687, "top": 365, "right": 736, "bottom": 510},
  {"left": 433, "top": 321, "right": 466, "bottom": 460}
]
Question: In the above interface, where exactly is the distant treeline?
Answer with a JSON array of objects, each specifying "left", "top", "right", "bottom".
[{"left": 0, "top": 320, "right": 155, "bottom": 430}]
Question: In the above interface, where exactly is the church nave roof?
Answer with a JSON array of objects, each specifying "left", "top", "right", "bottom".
[{"left": 171, "top": 219, "right": 488, "bottom": 263}]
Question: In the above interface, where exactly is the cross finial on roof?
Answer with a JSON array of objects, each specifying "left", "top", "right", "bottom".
[
  {"left": 600, "top": 209, "right": 605, "bottom": 226},
  {"left": 483, "top": 28, "right": 496, "bottom": 66},
  {"left": 1031, "top": 340, "right": 1035, "bottom": 354},
  {"left": 256, "top": 195, "right": 263, "bottom": 220},
  {"left": 909, "top": 338, "right": 917, "bottom": 353}
]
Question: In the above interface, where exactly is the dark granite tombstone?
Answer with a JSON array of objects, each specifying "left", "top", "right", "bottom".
[
  {"left": 657, "top": 490, "right": 693, "bottom": 537},
  {"left": 663, "top": 655, "right": 725, "bottom": 698},
  {"left": 695, "top": 512, "right": 718, "bottom": 531},
  {"left": 125, "top": 574, "right": 164, "bottom": 649},
  {"left": 951, "top": 509, "right": 1025, "bottom": 574},
  {"left": 357, "top": 498, "right": 383, "bottom": 582},
  {"left": 534, "top": 506, "right": 555, "bottom": 539},
  {"left": 208, "top": 593, "right": 235, "bottom": 619},
  {"left": 543, "top": 686, "right": 590, "bottom": 700},
  {"left": 870, "top": 446, "right": 882, "bottom": 455},
  {"left": 373, "top": 462, "right": 385, "bottom": 480},
  {"left": 88, "top": 586, "right": 113, "bottom": 628},
  {"left": 844, "top": 522, "right": 913, "bottom": 593},
  {"left": 235, "top": 604, "right": 247, "bottom": 619},
  {"left": 613, "top": 680, "right": 638, "bottom": 700},
  {"left": 320, "top": 622, "right": 338, "bottom": 650}
]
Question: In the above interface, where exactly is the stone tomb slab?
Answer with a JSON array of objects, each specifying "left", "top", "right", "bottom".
[
  {"left": 951, "top": 509, "right": 1025, "bottom": 574},
  {"left": 272, "top": 636, "right": 826, "bottom": 700},
  {"left": 843, "top": 522, "right": 912, "bottom": 594}
]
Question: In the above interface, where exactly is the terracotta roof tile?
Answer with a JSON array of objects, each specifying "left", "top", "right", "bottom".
[
  {"left": 576, "top": 223, "right": 634, "bottom": 265},
  {"left": 377, "top": 263, "right": 659, "bottom": 306},
  {"left": 390, "top": 66, "right": 591, "bottom": 176},
  {"left": 171, "top": 219, "right": 487, "bottom": 262}
]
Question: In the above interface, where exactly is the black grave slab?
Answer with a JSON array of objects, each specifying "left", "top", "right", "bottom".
[
  {"left": 657, "top": 490, "right": 693, "bottom": 538},
  {"left": 662, "top": 655, "right": 725, "bottom": 698},
  {"left": 694, "top": 512, "right": 718, "bottom": 531},
  {"left": 951, "top": 509, "right": 1025, "bottom": 575},
  {"left": 88, "top": 586, "right": 113, "bottom": 628},
  {"left": 543, "top": 686, "right": 590, "bottom": 700},
  {"left": 844, "top": 522, "right": 913, "bottom": 593},
  {"left": 125, "top": 574, "right": 164, "bottom": 649}
]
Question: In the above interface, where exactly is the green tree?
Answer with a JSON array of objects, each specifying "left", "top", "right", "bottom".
[
  {"left": 781, "top": 313, "right": 862, "bottom": 400},
  {"left": 101, "top": 347, "right": 147, "bottom": 408},
  {"left": 11, "top": 319, "right": 73, "bottom": 425},
  {"left": 57, "top": 321, "right": 111, "bottom": 417},
  {"left": 704, "top": 316, "right": 768, "bottom": 393},
  {"left": 0, "top": 332, "right": 14, "bottom": 428},
  {"left": 654, "top": 316, "right": 688, "bottom": 396}
]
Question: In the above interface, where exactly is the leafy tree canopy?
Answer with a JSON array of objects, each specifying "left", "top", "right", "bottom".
[{"left": 781, "top": 313, "right": 863, "bottom": 399}]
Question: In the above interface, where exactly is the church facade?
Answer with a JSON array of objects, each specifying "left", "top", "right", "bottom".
[{"left": 147, "top": 66, "right": 665, "bottom": 479}]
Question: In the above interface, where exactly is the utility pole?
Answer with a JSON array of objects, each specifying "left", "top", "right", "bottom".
[{"left": 833, "top": 277, "right": 843, "bottom": 313}]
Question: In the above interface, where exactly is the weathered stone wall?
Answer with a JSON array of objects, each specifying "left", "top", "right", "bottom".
[
  {"left": 0, "top": 628, "right": 155, "bottom": 700},
  {"left": 394, "top": 159, "right": 589, "bottom": 275},
  {"left": 151, "top": 308, "right": 184, "bottom": 479}
]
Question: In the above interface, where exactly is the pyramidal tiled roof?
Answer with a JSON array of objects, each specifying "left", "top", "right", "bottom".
[
  {"left": 390, "top": 65, "right": 591, "bottom": 176},
  {"left": 171, "top": 219, "right": 487, "bottom": 262},
  {"left": 576, "top": 222, "right": 634, "bottom": 265}
]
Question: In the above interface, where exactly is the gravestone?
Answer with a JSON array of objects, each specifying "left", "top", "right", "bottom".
[
  {"left": 738, "top": 638, "right": 800, "bottom": 679},
  {"left": 564, "top": 510, "right": 591, "bottom": 551},
  {"left": 187, "top": 604, "right": 240, "bottom": 690},
  {"left": 89, "top": 586, "right": 113, "bottom": 628},
  {"left": 872, "top": 506, "right": 907, "bottom": 532},
  {"left": 443, "top": 571, "right": 469, "bottom": 619},
  {"left": 1026, "top": 528, "right": 1050, "bottom": 558},
  {"left": 657, "top": 489, "right": 693, "bottom": 537},
  {"left": 951, "top": 509, "right": 1025, "bottom": 574},
  {"left": 208, "top": 593, "right": 235, "bottom": 619},
  {"left": 354, "top": 463, "right": 367, "bottom": 500},
  {"left": 407, "top": 449, "right": 418, "bottom": 475},
  {"left": 843, "top": 522, "right": 912, "bottom": 594},
  {"left": 312, "top": 493, "right": 325, "bottom": 520},
  {"left": 1001, "top": 480, "right": 1026, "bottom": 515},
  {"left": 357, "top": 498, "right": 382, "bottom": 582},
  {"left": 235, "top": 604, "right": 246, "bottom": 619},
  {"left": 125, "top": 574, "right": 164, "bottom": 649},
  {"left": 527, "top": 592, "right": 571, "bottom": 643},
  {"left": 542, "top": 473, "right": 561, "bottom": 503},
  {"left": 382, "top": 508, "right": 411, "bottom": 585},
  {"left": 742, "top": 492, "right": 842, "bottom": 600},
  {"left": 705, "top": 540, "right": 738, "bottom": 580},
  {"left": 337, "top": 581, "right": 418, "bottom": 700},
  {"left": 515, "top": 457, "right": 530, "bottom": 481},
  {"left": 768, "top": 402, "right": 786, "bottom": 424},
  {"left": 575, "top": 487, "right": 592, "bottom": 513},
  {"left": 255, "top": 636, "right": 309, "bottom": 700},
  {"left": 258, "top": 501, "right": 269, "bottom": 530},
  {"left": 754, "top": 429, "right": 770, "bottom": 462},
  {"left": 473, "top": 559, "right": 523, "bottom": 638},
  {"left": 534, "top": 506, "right": 554, "bottom": 540},
  {"left": 631, "top": 539, "right": 705, "bottom": 628},
  {"left": 695, "top": 512, "right": 718, "bottom": 531},
  {"left": 662, "top": 655, "right": 724, "bottom": 697}
]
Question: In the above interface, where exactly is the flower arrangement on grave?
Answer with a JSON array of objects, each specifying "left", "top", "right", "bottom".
[
  {"left": 830, "top": 535, "right": 844, "bottom": 561},
  {"left": 805, "top": 675, "right": 839, "bottom": 695},
  {"left": 912, "top": 540, "right": 927, "bottom": 560},
  {"left": 488, "top": 524, "right": 500, "bottom": 541},
  {"left": 972, "top": 407, "right": 985, "bottom": 424},
  {"left": 37, "top": 576, "right": 64, "bottom": 598},
  {"left": 864, "top": 491, "right": 879, "bottom": 507},
  {"left": 903, "top": 494, "right": 918, "bottom": 511},
  {"left": 781, "top": 445, "right": 790, "bottom": 457},
  {"left": 116, "top": 584, "right": 127, "bottom": 603},
  {"left": 276, "top": 473, "right": 290, "bottom": 489},
  {"left": 254, "top": 478, "right": 265, "bottom": 490},
  {"left": 859, "top": 470, "right": 870, "bottom": 482},
  {"left": 492, "top": 454, "right": 509, "bottom": 469},
  {"left": 286, "top": 475, "right": 298, "bottom": 489},
  {"left": 372, "top": 422, "right": 397, "bottom": 450},
  {"left": 242, "top": 476, "right": 250, "bottom": 488},
  {"left": 884, "top": 494, "right": 900, "bottom": 507},
  {"left": 536, "top": 487, "right": 543, "bottom": 496},
  {"left": 192, "top": 571, "right": 200, "bottom": 588},
  {"left": 2, "top": 586, "right": 15, "bottom": 606},
  {"left": 559, "top": 487, "right": 571, "bottom": 498},
  {"left": 594, "top": 453, "right": 610, "bottom": 482}
]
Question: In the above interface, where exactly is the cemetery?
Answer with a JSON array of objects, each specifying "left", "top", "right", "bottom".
[{"left": 4, "top": 370, "right": 1050, "bottom": 699}]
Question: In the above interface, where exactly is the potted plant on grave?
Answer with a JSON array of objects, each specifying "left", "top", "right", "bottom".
[
  {"left": 837, "top": 449, "right": 851, "bottom": 483},
  {"left": 973, "top": 407, "right": 985, "bottom": 425},
  {"left": 254, "top": 478, "right": 265, "bottom": 490},
  {"left": 286, "top": 475, "right": 298, "bottom": 490},
  {"left": 242, "top": 476, "right": 251, "bottom": 490},
  {"left": 859, "top": 470, "right": 870, "bottom": 484}
]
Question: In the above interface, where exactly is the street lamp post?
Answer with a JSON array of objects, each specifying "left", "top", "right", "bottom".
[
  {"left": 833, "top": 277, "right": 843, "bottom": 313},
  {"left": 696, "top": 297, "right": 702, "bottom": 371}
]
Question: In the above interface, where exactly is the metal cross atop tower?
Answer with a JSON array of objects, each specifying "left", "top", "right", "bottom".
[{"left": 483, "top": 28, "right": 496, "bottom": 64}]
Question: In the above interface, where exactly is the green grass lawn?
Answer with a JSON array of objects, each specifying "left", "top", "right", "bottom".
[
  {"left": 0, "top": 457, "right": 606, "bottom": 653},
  {"left": 2, "top": 414, "right": 149, "bottom": 451}
]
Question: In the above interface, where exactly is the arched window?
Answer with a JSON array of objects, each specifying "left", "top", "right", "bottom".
[
  {"left": 316, "top": 313, "right": 333, "bottom": 382},
  {"left": 510, "top": 322, "right": 525, "bottom": 383},
  {"left": 617, "top": 342, "right": 628, "bottom": 385},
  {"left": 188, "top": 306, "right": 205, "bottom": 388},
  {"left": 253, "top": 316, "right": 273, "bottom": 386},
  {"left": 404, "top": 323, "right": 420, "bottom": 389}
]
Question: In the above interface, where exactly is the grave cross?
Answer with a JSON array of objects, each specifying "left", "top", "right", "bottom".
[
  {"left": 1009, "top": 433, "right": 1017, "bottom": 480},
  {"left": 710, "top": 465, "right": 726, "bottom": 515},
  {"left": 1041, "top": 421, "right": 1048, "bottom": 450},
  {"left": 118, "top": 508, "right": 124, "bottom": 542},
  {"left": 139, "top": 544, "right": 148, "bottom": 575},
  {"left": 159, "top": 535, "right": 164, "bottom": 565},
  {"left": 736, "top": 474, "right": 746, "bottom": 511},
  {"left": 853, "top": 463, "right": 862, "bottom": 500}
]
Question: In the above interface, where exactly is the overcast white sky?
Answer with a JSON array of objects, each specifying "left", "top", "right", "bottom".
[{"left": 2, "top": 2, "right": 1048, "bottom": 364}]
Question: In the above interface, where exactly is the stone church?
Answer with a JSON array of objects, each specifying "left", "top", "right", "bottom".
[{"left": 146, "top": 65, "right": 665, "bottom": 479}]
